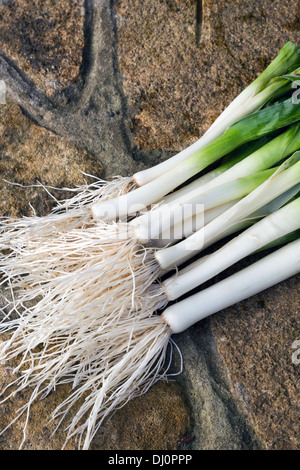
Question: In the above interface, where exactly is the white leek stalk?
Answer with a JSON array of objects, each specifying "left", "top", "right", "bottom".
[
  {"left": 141, "top": 167, "right": 276, "bottom": 244},
  {"left": 156, "top": 199, "right": 240, "bottom": 247},
  {"left": 163, "top": 238, "right": 300, "bottom": 333},
  {"left": 155, "top": 155, "right": 300, "bottom": 270},
  {"left": 158, "top": 181, "right": 300, "bottom": 251},
  {"left": 162, "top": 136, "right": 272, "bottom": 205},
  {"left": 162, "top": 197, "right": 300, "bottom": 301}
]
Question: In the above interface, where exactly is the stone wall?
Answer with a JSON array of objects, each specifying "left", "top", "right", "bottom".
[{"left": 0, "top": 0, "right": 299, "bottom": 450}]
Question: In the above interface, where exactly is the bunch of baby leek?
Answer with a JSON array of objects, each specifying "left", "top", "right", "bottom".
[{"left": 0, "top": 41, "right": 300, "bottom": 449}]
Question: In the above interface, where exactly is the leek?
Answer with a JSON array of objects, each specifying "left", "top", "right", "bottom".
[
  {"left": 143, "top": 167, "right": 277, "bottom": 244},
  {"left": 162, "top": 197, "right": 300, "bottom": 301},
  {"left": 163, "top": 238, "right": 300, "bottom": 332},
  {"left": 156, "top": 155, "right": 300, "bottom": 269},
  {"left": 1, "top": 43, "right": 299, "bottom": 246},
  {"left": 162, "top": 135, "right": 274, "bottom": 205}
]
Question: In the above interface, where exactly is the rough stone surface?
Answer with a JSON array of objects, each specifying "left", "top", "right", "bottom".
[
  {"left": 210, "top": 270, "right": 300, "bottom": 450},
  {"left": 0, "top": 349, "right": 192, "bottom": 450},
  {"left": 0, "top": 0, "right": 299, "bottom": 451},
  {"left": 170, "top": 324, "right": 263, "bottom": 450},
  {"left": 0, "top": 354, "right": 77, "bottom": 450},
  {"left": 0, "top": 0, "right": 144, "bottom": 178},
  {"left": 89, "top": 381, "right": 193, "bottom": 451},
  {"left": 0, "top": 99, "right": 103, "bottom": 218},
  {"left": 0, "top": 0, "right": 85, "bottom": 96}
]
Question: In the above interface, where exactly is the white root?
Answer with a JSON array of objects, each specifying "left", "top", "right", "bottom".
[
  {"left": 0, "top": 219, "right": 168, "bottom": 449},
  {"left": 0, "top": 313, "right": 172, "bottom": 450},
  {"left": 0, "top": 177, "right": 163, "bottom": 411},
  {"left": 0, "top": 220, "right": 164, "bottom": 311},
  {"left": 0, "top": 218, "right": 168, "bottom": 444},
  {"left": 0, "top": 176, "right": 136, "bottom": 250}
]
